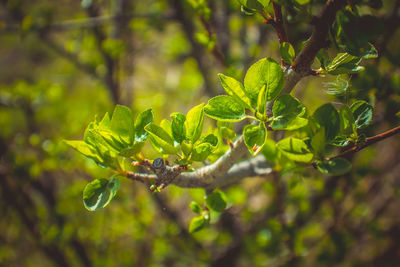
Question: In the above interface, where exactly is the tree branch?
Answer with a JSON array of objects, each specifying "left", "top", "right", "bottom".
[
  {"left": 126, "top": 153, "right": 272, "bottom": 189},
  {"left": 127, "top": 0, "right": 350, "bottom": 190},
  {"left": 271, "top": 3, "right": 288, "bottom": 45},
  {"left": 292, "top": 0, "right": 347, "bottom": 74},
  {"left": 329, "top": 125, "right": 400, "bottom": 160}
]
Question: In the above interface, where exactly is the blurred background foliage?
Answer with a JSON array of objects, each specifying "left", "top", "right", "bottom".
[{"left": 1, "top": 0, "right": 400, "bottom": 266}]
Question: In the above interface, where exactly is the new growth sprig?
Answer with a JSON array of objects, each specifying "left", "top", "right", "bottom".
[{"left": 65, "top": 0, "right": 400, "bottom": 234}]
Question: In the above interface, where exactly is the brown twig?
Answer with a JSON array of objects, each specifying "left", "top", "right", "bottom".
[
  {"left": 329, "top": 125, "right": 400, "bottom": 160},
  {"left": 292, "top": 0, "right": 347, "bottom": 74},
  {"left": 271, "top": 3, "right": 288, "bottom": 45}
]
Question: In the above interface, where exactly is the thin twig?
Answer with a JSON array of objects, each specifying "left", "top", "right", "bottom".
[{"left": 329, "top": 125, "right": 400, "bottom": 160}]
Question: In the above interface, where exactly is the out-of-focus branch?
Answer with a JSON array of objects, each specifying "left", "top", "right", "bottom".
[
  {"left": 168, "top": 0, "right": 218, "bottom": 96},
  {"left": 86, "top": 4, "right": 120, "bottom": 104},
  {"left": 0, "top": 13, "right": 175, "bottom": 32},
  {"left": 42, "top": 35, "right": 100, "bottom": 80}
]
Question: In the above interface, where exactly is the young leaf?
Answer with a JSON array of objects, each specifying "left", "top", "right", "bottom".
[
  {"left": 276, "top": 138, "right": 313, "bottom": 163},
  {"left": 243, "top": 123, "right": 267, "bottom": 155},
  {"left": 185, "top": 103, "right": 205, "bottom": 143},
  {"left": 256, "top": 84, "right": 267, "bottom": 115},
  {"left": 200, "top": 134, "right": 218, "bottom": 146},
  {"left": 190, "top": 201, "right": 202, "bottom": 214},
  {"left": 244, "top": 58, "right": 284, "bottom": 107},
  {"left": 83, "top": 176, "right": 120, "bottom": 211},
  {"left": 283, "top": 117, "right": 308, "bottom": 131},
  {"left": 191, "top": 143, "right": 214, "bottom": 162},
  {"left": 189, "top": 216, "right": 206, "bottom": 233},
  {"left": 204, "top": 95, "right": 247, "bottom": 122},
  {"left": 218, "top": 74, "right": 252, "bottom": 110},
  {"left": 134, "top": 109, "right": 153, "bottom": 142},
  {"left": 206, "top": 190, "right": 228, "bottom": 212},
  {"left": 316, "top": 158, "right": 352, "bottom": 175},
  {"left": 271, "top": 94, "right": 305, "bottom": 130},
  {"left": 313, "top": 104, "right": 340, "bottom": 142},
  {"left": 238, "top": 0, "right": 270, "bottom": 11},
  {"left": 280, "top": 42, "right": 295, "bottom": 64},
  {"left": 160, "top": 119, "right": 172, "bottom": 137},
  {"left": 64, "top": 140, "right": 103, "bottom": 163},
  {"left": 145, "top": 123, "right": 178, "bottom": 154},
  {"left": 350, "top": 101, "right": 373, "bottom": 129},
  {"left": 324, "top": 53, "right": 363, "bottom": 75},
  {"left": 171, "top": 112, "right": 186, "bottom": 144},
  {"left": 110, "top": 105, "right": 135, "bottom": 144},
  {"left": 330, "top": 135, "right": 350, "bottom": 147}
]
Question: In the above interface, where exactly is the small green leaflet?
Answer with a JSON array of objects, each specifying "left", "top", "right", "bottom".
[
  {"left": 83, "top": 176, "right": 120, "bottom": 211},
  {"left": 145, "top": 123, "right": 178, "bottom": 154},
  {"left": 218, "top": 74, "right": 252, "bottom": 110},
  {"left": 280, "top": 42, "right": 295, "bottom": 64},
  {"left": 317, "top": 158, "right": 352, "bottom": 175},
  {"left": 206, "top": 190, "right": 228, "bottom": 212},
  {"left": 243, "top": 123, "right": 267, "bottom": 155},
  {"left": 204, "top": 95, "right": 247, "bottom": 122},
  {"left": 350, "top": 100, "right": 373, "bottom": 129},
  {"left": 244, "top": 58, "right": 284, "bottom": 107},
  {"left": 185, "top": 103, "right": 205, "bottom": 143}
]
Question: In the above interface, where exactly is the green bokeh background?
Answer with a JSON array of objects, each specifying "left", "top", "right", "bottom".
[{"left": 1, "top": 0, "right": 400, "bottom": 266}]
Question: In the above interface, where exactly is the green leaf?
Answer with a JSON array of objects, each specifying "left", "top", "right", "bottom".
[
  {"left": 280, "top": 42, "right": 295, "bottom": 64},
  {"left": 330, "top": 135, "right": 350, "bottom": 147},
  {"left": 283, "top": 117, "right": 309, "bottom": 131},
  {"left": 339, "top": 105, "right": 355, "bottom": 135},
  {"left": 350, "top": 101, "right": 373, "bottom": 129},
  {"left": 238, "top": 0, "right": 270, "bottom": 11},
  {"left": 271, "top": 94, "right": 305, "bottom": 130},
  {"left": 311, "top": 128, "right": 326, "bottom": 157},
  {"left": 185, "top": 103, "right": 205, "bottom": 143},
  {"left": 243, "top": 123, "right": 267, "bottom": 155},
  {"left": 110, "top": 105, "right": 135, "bottom": 144},
  {"left": 218, "top": 73, "right": 252, "bottom": 110},
  {"left": 134, "top": 109, "right": 153, "bottom": 142},
  {"left": 206, "top": 190, "right": 227, "bottom": 212},
  {"left": 181, "top": 141, "right": 192, "bottom": 156},
  {"left": 171, "top": 113, "right": 186, "bottom": 143},
  {"left": 324, "top": 53, "right": 363, "bottom": 75},
  {"left": 336, "top": 10, "right": 382, "bottom": 57},
  {"left": 200, "top": 134, "right": 218, "bottom": 147},
  {"left": 244, "top": 58, "right": 284, "bottom": 107},
  {"left": 359, "top": 43, "right": 378, "bottom": 59},
  {"left": 191, "top": 143, "right": 214, "bottom": 161},
  {"left": 83, "top": 176, "right": 120, "bottom": 211},
  {"left": 145, "top": 124, "right": 178, "bottom": 154},
  {"left": 190, "top": 201, "right": 202, "bottom": 214},
  {"left": 204, "top": 95, "right": 247, "bottom": 122},
  {"left": 256, "top": 84, "right": 267, "bottom": 115},
  {"left": 313, "top": 104, "right": 340, "bottom": 141},
  {"left": 64, "top": 140, "right": 102, "bottom": 163},
  {"left": 160, "top": 119, "right": 172, "bottom": 137},
  {"left": 317, "top": 158, "right": 352, "bottom": 175},
  {"left": 276, "top": 138, "right": 313, "bottom": 163},
  {"left": 189, "top": 216, "right": 206, "bottom": 233}
]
